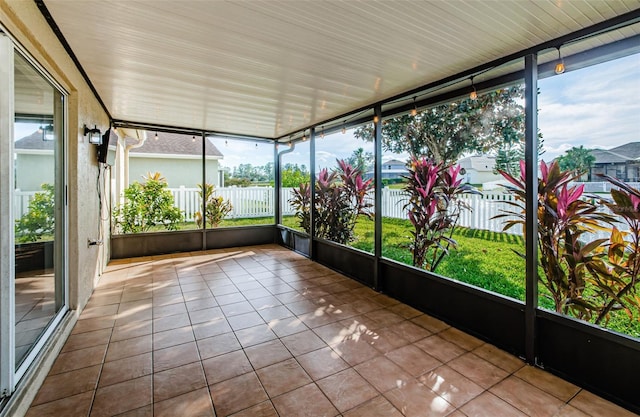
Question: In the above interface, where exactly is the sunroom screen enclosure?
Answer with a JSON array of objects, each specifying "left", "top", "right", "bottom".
[{"left": 2, "top": 1, "right": 640, "bottom": 415}]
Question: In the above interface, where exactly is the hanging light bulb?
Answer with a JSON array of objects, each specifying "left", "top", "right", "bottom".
[
  {"left": 154, "top": 132, "right": 159, "bottom": 140},
  {"left": 288, "top": 142, "right": 293, "bottom": 148},
  {"left": 554, "top": 46, "right": 565, "bottom": 75},
  {"left": 320, "top": 126, "right": 325, "bottom": 139},
  {"left": 192, "top": 135, "right": 196, "bottom": 142},
  {"left": 255, "top": 143, "right": 258, "bottom": 148},
  {"left": 341, "top": 122, "right": 346, "bottom": 135},
  {"left": 302, "top": 131, "right": 307, "bottom": 141},
  {"left": 469, "top": 77, "right": 478, "bottom": 100},
  {"left": 373, "top": 115, "right": 379, "bottom": 124},
  {"left": 225, "top": 140, "right": 228, "bottom": 147},
  {"left": 411, "top": 96, "right": 418, "bottom": 117}
]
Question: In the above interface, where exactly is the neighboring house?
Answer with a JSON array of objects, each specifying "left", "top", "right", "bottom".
[
  {"left": 364, "top": 159, "right": 407, "bottom": 180},
  {"left": 110, "top": 130, "right": 224, "bottom": 190},
  {"left": 589, "top": 142, "right": 640, "bottom": 182},
  {"left": 457, "top": 155, "right": 502, "bottom": 185},
  {"left": 14, "top": 131, "right": 55, "bottom": 192}
]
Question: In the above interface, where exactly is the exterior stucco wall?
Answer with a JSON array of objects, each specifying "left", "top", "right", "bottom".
[
  {"left": 128, "top": 157, "right": 220, "bottom": 188},
  {"left": 0, "top": 2, "right": 110, "bottom": 415}
]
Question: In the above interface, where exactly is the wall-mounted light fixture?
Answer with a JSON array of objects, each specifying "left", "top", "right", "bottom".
[
  {"left": 40, "top": 124, "right": 54, "bottom": 141},
  {"left": 83, "top": 124, "right": 102, "bottom": 144}
]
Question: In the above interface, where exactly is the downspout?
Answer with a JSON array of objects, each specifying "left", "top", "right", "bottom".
[{"left": 122, "top": 129, "right": 148, "bottom": 189}]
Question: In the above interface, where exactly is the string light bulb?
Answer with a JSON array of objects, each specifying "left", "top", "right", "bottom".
[
  {"left": 225, "top": 140, "right": 228, "bottom": 147},
  {"left": 469, "top": 76, "right": 478, "bottom": 100},
  {"left": 341, "top": 122, "right": 346, "bottom": 135},
  {"left": 320, "top": 126, "right": 325, "bottom": 139},
  {"left": 411, "top": 96, "right": 418, "bottom": 117},
  {"left": 154, "top": 132, "right": 159, "bottom": 140},
  {"left": 302, "top": 131, "right": 307, "bottom": 141},
  {"left": 554, "top": 46, "right": 565, "bottom": 75},
  {"left": 373, "top": 115, "right": 379, "bottom": 124},
  {"left": 192, "top": 136, "right": 196, "bottom": 142}
]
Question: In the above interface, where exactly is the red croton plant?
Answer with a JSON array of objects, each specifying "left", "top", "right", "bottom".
[
  {"left": 403, "top": 156, "right": 479, "bottom": 272},
  {"left": 496, "top": 160, "right": 640, "bottom": 326}
]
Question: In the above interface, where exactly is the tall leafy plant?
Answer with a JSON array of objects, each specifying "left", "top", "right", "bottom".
[
  {"left": 495, "top": 161, "right": 616, "bottom": 318},
  {"left": 195, "top": 183, "right": 233, "bottom": 228},
  {"left": 289, "top": 160, "right": 373, "bottom": 245},
  {"left": 114, "top": 172, "right": 183, "bottom": 233},
  {"left": 593, "top": 175, "right": 640, "bottom": 324},
  {"left": 404, "top": 156, "right": 478, "bottom": 272}
]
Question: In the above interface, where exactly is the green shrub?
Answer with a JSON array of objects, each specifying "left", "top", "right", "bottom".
[
  {"left": 15, "top": 183, "right": 55, "bottom": 243},
  {"left": 195, "top": 183, "right": 233, "bottom": 228},
  {"left": 114, "top": 172, "right": 183, "bottom": 233}
]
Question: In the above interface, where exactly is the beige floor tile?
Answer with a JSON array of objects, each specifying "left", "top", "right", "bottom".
[
  {"left": 152, "top": 325, "right": 195, "bottom": 350},
  {"left": 297, "top": 346, "right": 350, "bottom": 380},
  {"left": 105, "top": 335, "right": 153, "bottom": 362},
  {"left": 153, "top": 362, "right": 207, "bottom": 402},
  {"left": 99, "top": 352, "right": 152, "bottom": 387},
  {"left": 388, "top": 320, "right": 432, "bottom": 342},
  {"left": 228, "top": 400, "right": 279, "bottom": 417},
  {"left": 570, "top": 390, "right": 639, "bottom": 417},
  {"left": 414, "top": 334, "right": 467, "bottom": 363},
  {"left": 410, "top": 314, "right": 450, "bottom": 333},
  {"left": 153, "top": 341, "right": 200, "bottom": 372},
  {"left": 60, "top": 328, "right": 112, "bottom": 353},
  {"left": 387, "top": 344, "right": 442, "bottom": 377},
  {"left": 354, "top": 356, "right": 413, "bottom": 393},
  {"left": 419, "top": 365, "right": 484, "bottom": 408},
  {"left": 343, "top": 395, "right": 404, "bottom": 417},
  {"left": 448, "top": 352, "right": 509, "bottom": 389},
  {"left": 461, "top": 391, "right": 527, "bottom": 417},
  {"left": 90, "top": 376, "right": 152, "bottom": 417},
  {"left": 154, "top": 388, "right": 215, "bottom": 417},
  {"left": 32, "top": 365, "right": 101, "bottom": 406},
  {"left": 330, "top": 337, "right": 380, "bottom": 366},
  {"left": 281, "top": 329, "right": 327, "bottom": 356},
  {"left": 110, "top": 320, "right": 152, "bottom": 342},
  {"left": 272, "top": 383, "right": 339, "bottom": 417},
  {"left": 50, "top": 344, "right": 107, "bottom": 375},
  {"left": 234, "top": 323, "right": 278, "bottom": 347},
  {"left": 210, "top": 372, "right": 269, "bottom": 416},
  {"left": 202, "top": 349, "right": 253, "bottom": 385},
  {"left": 490, "top": 375, "right": 564, "bottom": 417},
  {"left": 244, "top": 339, "right": 293, "bottom": 369},
  {"left": 196, "top": 331, "right": 241, "bottom": 359},
  {"left": 438, "top": 327, "right": 484, "bottom": 351},
  {"left": 25, "top": 391, "right": 94, "bottom": 417},
  {"left": 317, "top": 368, "right": 378, "bottom": 412},
  {"left": 384, "top": 379, "right": 454, "bottom": 417},
  {"left": 514, "top": 365, "right": 579, "bottom": 402},
  {"left": 256, "top": 357, "right": 312, "bottom": 397},
  {"left": 472, "top": 343, "right": 525, "bottom": 373}
]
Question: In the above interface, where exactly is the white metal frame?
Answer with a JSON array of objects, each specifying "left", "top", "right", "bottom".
[{"left": 0, "top": 25, "right": 69, "bottom": 395}]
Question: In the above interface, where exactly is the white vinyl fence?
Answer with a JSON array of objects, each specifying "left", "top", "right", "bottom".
[{"left": 14, "top": 186, "right": 627, "bottom": 241}]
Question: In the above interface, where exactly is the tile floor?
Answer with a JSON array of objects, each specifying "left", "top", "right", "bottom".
[{"left": 25, "top": 244, "right": 638, "bottom": 417}]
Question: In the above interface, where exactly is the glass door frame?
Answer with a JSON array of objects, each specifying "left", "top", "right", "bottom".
[{"left": 0, "top": 28, "right": 69, "bottom": 396}]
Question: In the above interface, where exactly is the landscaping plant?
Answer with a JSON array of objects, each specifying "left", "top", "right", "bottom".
[
  {"left": 403, "top": 156, "right": 479, "bottom": 272},
  {"left": 15, "top": 183, "right": 55, "bottom": 243},
  {"left": 114, "top": 172, "right": 183, "bottom": 233},
  {"left": 592, "top": 175, "right": 640, "bottom": 325},
  {"left": 289, "top": 159, "right": 373, "bottom": 245},
  {"left": 195, "top": 183, "right": 233, "bottom": 228},
  {"left": 495, "top": 161, "right": 619, "bottom": 320}
]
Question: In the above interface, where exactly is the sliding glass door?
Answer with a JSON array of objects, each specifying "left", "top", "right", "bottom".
[{"left": 0, "top": 30, "right": 67, "bottom": 396}]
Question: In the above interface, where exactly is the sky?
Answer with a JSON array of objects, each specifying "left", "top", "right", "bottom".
[{"left": 15, "top": 52, "right": 639, "bottom": 170}]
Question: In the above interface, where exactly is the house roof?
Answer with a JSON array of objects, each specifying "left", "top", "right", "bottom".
[
  {"left": 608, "top": 142, "right": 640, "bottom": 159},
  {"left": 14, "top": 131, "right": 55, "bottom": 151},
  {"left": 124, "top": 131, "right": 223, "bottom": 158},
  {"left": 591, "top": 142, "right": 640, "bottom": 164}
]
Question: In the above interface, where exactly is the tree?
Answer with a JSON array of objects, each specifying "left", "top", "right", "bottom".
[
  {"left": 345, "top": 148, "right": 373, "bottom": 174},
  {"left": 556, "top": 145, "right": 595, "bottom": 178},
  {"left": 281, "top": 164, "right": 310, "bottom": 188},
  {"left": 354, "top": 86, "right": 526, "bottom": 164}
]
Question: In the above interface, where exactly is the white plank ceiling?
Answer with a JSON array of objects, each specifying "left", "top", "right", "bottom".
[{"left": 43, "top": 0, "right": 640, "bottom": 139}]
